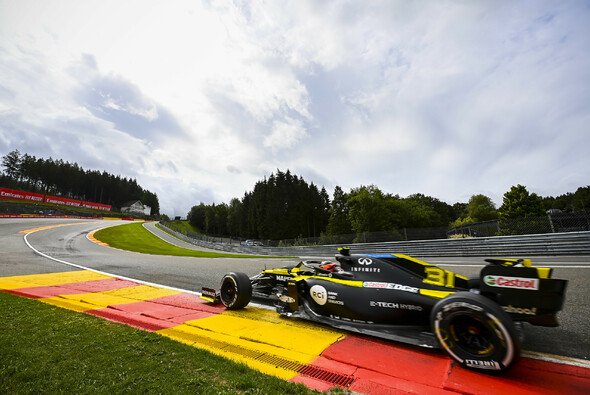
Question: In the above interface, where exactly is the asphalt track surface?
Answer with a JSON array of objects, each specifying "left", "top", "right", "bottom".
[{"left": 2, "top": 218, "right": 589, "bottom": 363}]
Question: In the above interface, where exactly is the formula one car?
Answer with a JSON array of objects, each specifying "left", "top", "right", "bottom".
[{"left": 201, "top": 248, "right": 568, "bottom": 373}]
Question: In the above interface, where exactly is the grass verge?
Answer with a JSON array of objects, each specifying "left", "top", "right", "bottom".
[
  {"left": 94, "top": 222, "right": 278, "bottom": 258},
  {"left": 0, "top": 292, "right": 317, "bottom": 394},
  {"left": 162, "top": 220, "right": 202, "bottom": 235}
]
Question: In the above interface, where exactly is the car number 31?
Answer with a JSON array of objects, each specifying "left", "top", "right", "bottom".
[{"left": 424, "top": 267, "right": 455, "bottom": 288}]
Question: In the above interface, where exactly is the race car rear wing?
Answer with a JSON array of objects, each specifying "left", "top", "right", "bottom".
[{"left": 479, "top": 262, "right": 567, "bottom": 327}]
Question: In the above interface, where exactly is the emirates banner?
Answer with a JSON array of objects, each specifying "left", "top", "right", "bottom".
[
  {"left": 0, "top": 187, "right": 112, "bottom": 211},
  {"left": 0, "top": 187, "right": 44, "bottom": 202},
  {"left": 81, "top": 201, "right": 112, "bottom": 211},
  {"left": 44, "top": 195, "right": 83, "bottom": 207}
]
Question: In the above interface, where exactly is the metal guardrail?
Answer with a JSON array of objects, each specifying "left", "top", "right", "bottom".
[
  {"left": 281, "top": 232, "right": 590, "bottom": 257},
  {"left": 158, "top": 222, "right": 590, "bottom": 257}
]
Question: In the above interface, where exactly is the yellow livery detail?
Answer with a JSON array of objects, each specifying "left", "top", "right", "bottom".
[
  {"left": 419, "top": 289, "right": 455, "bottom": 299},
  {"left": 536, "top": 267, "right": 552, "bottom": 279}
]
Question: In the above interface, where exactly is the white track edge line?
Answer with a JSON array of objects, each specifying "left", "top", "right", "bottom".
[
  {"left": 522, "top": 351, "right": 590, "bottom": 368},
  {"left": 142, "top": 221, "right": 189, "bottom": 250},
  {"left": 438, "top": 264, "right": 589, "bottom": 268},
  {"left": 25, "top": 230, "right": 199, "bottom": 295},
  {"left": 23, "top": 227, "right": 274, "bottom": 311}
]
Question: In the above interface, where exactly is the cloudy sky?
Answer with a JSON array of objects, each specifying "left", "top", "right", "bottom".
[{"left": 1, "top": 1, "right": 588, "bottom": 217}]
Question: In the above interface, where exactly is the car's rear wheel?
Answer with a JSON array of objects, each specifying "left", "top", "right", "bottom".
[
  {"left": 220, "top": 272, "right": 252, "bottom": 310},
  {"left": 430, "top": 292, "right": 520, "bottom": 373}
]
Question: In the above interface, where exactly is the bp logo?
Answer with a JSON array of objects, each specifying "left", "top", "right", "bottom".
[{"left": 310, "top": 285, "right": 327, "bottom": 305}]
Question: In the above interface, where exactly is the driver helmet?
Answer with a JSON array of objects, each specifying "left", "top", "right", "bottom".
[{"left": 319, "top": 262, "right": 338, "bottom": 272}]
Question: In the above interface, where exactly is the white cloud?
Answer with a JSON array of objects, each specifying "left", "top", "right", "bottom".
[
  {"left": 209, "top": 63, "right": 311, "bottom": 124},
  {"left": 101, "top": 94, "right": 159, "bottom": 122},
  {"left": 264, "top": 118, "right": 308, "bottom": 151},
  {"left": 1, "top": 0, "right": 589, "bottom": 215}
]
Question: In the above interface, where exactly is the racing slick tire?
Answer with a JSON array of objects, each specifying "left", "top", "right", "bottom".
[
  {"left": 220, "top": 272, "right": 252, "bottom": 310},
  {"left": 430, "top": 292, "right": 520, "bottom": 373}
]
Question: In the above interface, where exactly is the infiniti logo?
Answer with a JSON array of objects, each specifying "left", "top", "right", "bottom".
[{"left": 358, "top": 258, "right": 373, "bottom": 265}]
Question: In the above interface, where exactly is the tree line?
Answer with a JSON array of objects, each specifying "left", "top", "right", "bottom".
[
  {"left": 188, "top": 170, "right": 330, "bottom": 239},
  {"left": 0, "top": 150, "right": 159, "bottom": 214},
  {"left": 452, "top": 185, "right": 590, "bottom": 226},
  {"left": 188, "top": 169, "right": 589, "bottom": 241}
]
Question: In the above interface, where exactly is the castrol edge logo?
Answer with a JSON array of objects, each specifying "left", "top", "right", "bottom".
[{"left": 483, "top": 275, "right": 539, "bottom": 290}]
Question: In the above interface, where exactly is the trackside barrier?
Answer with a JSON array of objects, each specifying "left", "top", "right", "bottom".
[
  {"left": 0, "top": 187, "right": 112, "bottom": 211},
  {"left": 158, "top": 222, "right": 590, "bottom": 257},
  {"left": 0, "top": 214, "right": 101, "bottom": 220}
]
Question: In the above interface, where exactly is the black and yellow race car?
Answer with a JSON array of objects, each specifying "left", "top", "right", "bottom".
[{"left": 201, "top": 248, "right": 568, "bottom": 373}]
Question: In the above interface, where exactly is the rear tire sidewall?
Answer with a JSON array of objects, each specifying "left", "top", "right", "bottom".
[
  {"left": 220, "top": 272, "right": 252, "bottom": 310},
  {"left": 430, "top": 292, "right": 520, "bottom": 372}
]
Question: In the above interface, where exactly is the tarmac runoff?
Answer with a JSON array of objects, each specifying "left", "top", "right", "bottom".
[{"left": 3, "top": 222, "right": 589, "bottom": 393}]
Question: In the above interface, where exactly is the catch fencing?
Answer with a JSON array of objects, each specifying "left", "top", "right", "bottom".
[
  {"left": 164, "top": 212, "right": 590, "bottom": 248},
  {"left": 159, "top": 222, "right": 590, "bottom": 257},
  {"left": 447, "top": 212, "right": 590, "bottom": 238}
]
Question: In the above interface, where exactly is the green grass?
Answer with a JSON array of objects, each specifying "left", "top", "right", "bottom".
[
  {"left": 94, "top": 222, "right": 278, "bottom": 258},
  {"left": 163, "top": 220, "right": 202, "bottom": 235},
  {"left": 0, "top": 292, "right": 318, "bottom": 394}
]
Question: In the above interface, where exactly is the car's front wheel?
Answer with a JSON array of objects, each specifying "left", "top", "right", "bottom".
[
  {"left": 430, "top": 292, "right": 520, "bottom": 373},
  {"left": 220, "top": 272, "right": 252, "bottom": 310}
]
